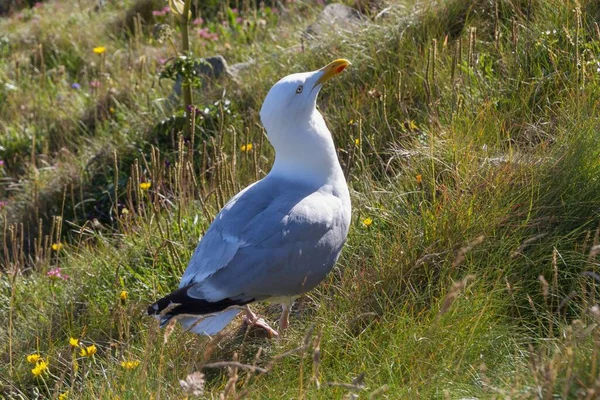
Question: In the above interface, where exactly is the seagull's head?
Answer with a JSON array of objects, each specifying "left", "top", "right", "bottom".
[{"left": 260, "top": 59, "right": 350, "bottom": 136}]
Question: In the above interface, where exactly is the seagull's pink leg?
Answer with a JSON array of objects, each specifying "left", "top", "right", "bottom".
[{"left": 279, "top": 303, "right": 290, "bottom": 332}]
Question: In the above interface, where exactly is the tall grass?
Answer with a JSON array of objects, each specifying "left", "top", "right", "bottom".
[{"left": 2, "top": 0, "right": 600, "bottom": 398}]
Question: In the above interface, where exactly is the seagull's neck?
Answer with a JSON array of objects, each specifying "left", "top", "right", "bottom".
[{"left": 268, "top": 111, "right": 345, "bottom": 188}]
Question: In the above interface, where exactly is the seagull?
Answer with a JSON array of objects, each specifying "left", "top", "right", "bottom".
[{"left": 148, "top": 59, "right": 352, "bottom": 336}]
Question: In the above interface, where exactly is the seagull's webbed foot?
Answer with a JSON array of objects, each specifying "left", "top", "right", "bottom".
[{"left": 243, "top": 306, "right": 279, "bottom": 337}]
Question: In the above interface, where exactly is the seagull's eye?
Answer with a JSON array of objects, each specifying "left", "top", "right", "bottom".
[{"left": 296, "top": 85, "right": 303, "bottom": 94}]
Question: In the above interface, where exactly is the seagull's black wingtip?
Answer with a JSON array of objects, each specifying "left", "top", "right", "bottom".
[{"left": 147, "top": 284, "right": 254, "bottom": 319}]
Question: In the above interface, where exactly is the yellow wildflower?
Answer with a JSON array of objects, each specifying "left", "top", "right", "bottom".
[
  {"left": 31, "top": 360, "right": 49, "bottom": 377},
  {"left": 69, "top": 337, "right": 79, "bottom": 347},
  {"left": 51, "top": 243, "right": 63, "bottom": 251},
  {"left": 80, "top": 344, "right": 97, "bottom": 357},
  {"left": 416, "top": 174, "right": 422, "bottom": 184},
  {"left": 348, "top": 119, "right": 354, "bottom": 125},
  {"left": 119, "top": 290, "right": 128, "bottom": 300},
  {"left": 93, "top": 46, "right": 106, "bottom": 55},
  {"left": 109, "top": 107, "right": 115, "bottom": 114},
  {"left": 139, "top": 182, "right": 151, "bottom": 190},
  {"left": 362, "top": 217, "right": 373, "bottom": 227},
  {"left": 121, "top": 208, "right": 129, "bottom": 215},
  {"left": 59, "top": 391, "right": 69, "bottom": 400},
  {"left": 27, "top": 353, "right": 41, "bottom": 364},
  {"left": 354, "top": 138, "right": 360, "bottom": 145},
  {"left": 240, "top": 143, "right": 253, "bottom": 152},
  {"left": 120, "top": 360, "right": 140, "bottom": 370}
]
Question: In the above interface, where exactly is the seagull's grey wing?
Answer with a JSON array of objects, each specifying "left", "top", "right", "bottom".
[
  {"left": 178, "top": 180, "right": 264, "bottom": 288},
  {"left": 189, "top": 189, "right": 349, "bottom": 301},
  {"left": 179, "top": 178, "right": 316, "bottom": 288},
  {"left": 180, "top": 177, "right": 349, "bottom": 302}
]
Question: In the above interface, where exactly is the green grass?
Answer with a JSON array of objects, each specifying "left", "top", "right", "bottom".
[{"left": 2, "top": 0, "right": 600, "bottom": 398}]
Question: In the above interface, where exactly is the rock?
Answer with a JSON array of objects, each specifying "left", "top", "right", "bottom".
[
  {"left": 304, "top": 3, "right": 366, "bottom": 40},
  {"left": 172, "top": 55, "right": 230, "bottom": 97},
  {"left": 228, "top": 59, "right": 255, "bottom": 77},
  {"left": 194, "top": 55, "right": 229, "bottom": 79}
]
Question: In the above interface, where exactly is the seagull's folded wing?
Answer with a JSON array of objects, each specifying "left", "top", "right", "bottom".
[{"left": 180, "top": 177, "right": 348, "bottom": 302}]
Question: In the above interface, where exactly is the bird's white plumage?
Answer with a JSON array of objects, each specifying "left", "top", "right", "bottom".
[{"left": 150, "top": 60, "right": 351, "bottom": 335}]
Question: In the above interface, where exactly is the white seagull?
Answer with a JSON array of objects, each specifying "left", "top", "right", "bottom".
[{"left": 148, "top": 59, "right": 352, "bottom": 336}]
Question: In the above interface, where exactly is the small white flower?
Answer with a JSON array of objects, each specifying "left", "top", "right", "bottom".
[{"left": 180, "top": 372, "right": 205, "bottom": 396}]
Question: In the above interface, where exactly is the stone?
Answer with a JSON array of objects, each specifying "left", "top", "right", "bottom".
[
  {"left": 228, "top": 59, "right": 255, "bottom": 77},
  {"left": 172, "top": 55, "right": 230, "bottom": 96}
]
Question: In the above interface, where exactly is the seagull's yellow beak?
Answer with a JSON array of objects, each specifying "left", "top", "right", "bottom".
[{"left": 313, "top": 59, "right": 351, "bottom": 89}]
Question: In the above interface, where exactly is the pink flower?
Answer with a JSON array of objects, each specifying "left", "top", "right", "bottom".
[
  {"left": 0, "top": 201, "right": 7, "bottom": 209},
  {"left": 197, "top": 28, "right": 218, "bottom": 41},
  {"left": 34, "top": 2, "right": 43, "bottom": 8},
  {"left": 47, "top": 267, "right": 69, "bottom": 281},
  {"left": 236, "top": 17, "right": 243, "bottom": 24},
  {"left": 231, "top": 8, "right": 239, "bottom": 14},
  {"left": 193, "top": 18, "right": 204, "bottom": 25},
  {"left": 152, "top": 7, "right": 169, "bottom": 16},
  {"left": 90, "top": 80, "right": 101, "bottom": 89}
]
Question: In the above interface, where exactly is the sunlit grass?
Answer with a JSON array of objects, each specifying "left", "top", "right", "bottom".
[{"left": 2, "top": 0, "right": 600, "bottom": 398}]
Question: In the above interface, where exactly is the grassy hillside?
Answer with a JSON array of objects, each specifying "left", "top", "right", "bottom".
[{"left": 2, "top": 0, "right": 600, "bottom": 398}]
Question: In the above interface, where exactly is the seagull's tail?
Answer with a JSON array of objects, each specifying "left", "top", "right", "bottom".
[
  {"left": 159, "top": 309, "right": 242, "bottom": 335},
  {"left": 147, "top": 284, "right": 252, "bottom": 336}
]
